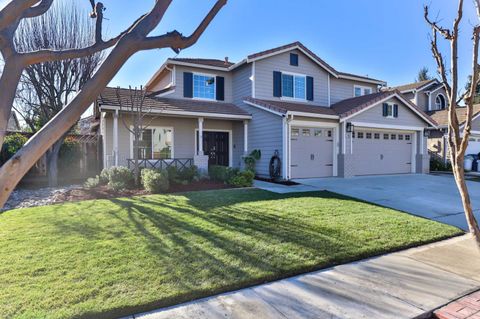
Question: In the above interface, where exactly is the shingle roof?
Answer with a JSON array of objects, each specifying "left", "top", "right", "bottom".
[
  {"left": 244, "top": 97, "right": 338, "bottom": 116},
  {"left": 392, "top": 79, "right": 437, "bottom": 92},
  {"left": 98, "top": 87, "right": 251, "bottom": 118},
  {"left": 428, "top": 105, "right": 480, "bottom": 127},
  {"left": 243, "top": 91, "right": 436, "bottom": 125},
  {"left": 170, "top": 58, "right": 234, "bottom": 68}
]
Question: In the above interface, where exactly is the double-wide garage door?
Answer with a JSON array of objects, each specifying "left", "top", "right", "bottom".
[
  {"left": 290, "top": 126, "right": 414, "bottom": 178},
  {"left": 291, "top": 126, "right": 334, "bottom": 178},
  {"left": 353, "top": 130, "right": 413, "bottom": 176}
]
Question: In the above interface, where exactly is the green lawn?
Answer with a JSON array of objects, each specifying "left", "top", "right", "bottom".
[{"left": 0, "top": 189, "right": 462, "bottom": 319}]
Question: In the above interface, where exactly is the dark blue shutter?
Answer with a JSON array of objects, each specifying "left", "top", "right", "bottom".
[
  {"left": 393, "top": 104, "right": 399, "bottom": 118},
  {"left": 290, "top": 53, "right": 299, "bottom": 66},
  {"left": 306, "top": 76, "right": 314, "bottom": 101},
  {"left": 273, "top": 71, "right": 282, "bottom": 97},
  {"left": 382, "top": 103, "right": 388, "bottom": 117},
  {"left": 183, "top": 72, "right": 193, "bottom": 98},
  {"left": 216, "top": 76, "right": 224, "bottom": 101}
]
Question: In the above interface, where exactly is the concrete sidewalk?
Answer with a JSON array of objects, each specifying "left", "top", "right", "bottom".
[{"left": 125, "top": 235, "right": 480, "bottom": 319}]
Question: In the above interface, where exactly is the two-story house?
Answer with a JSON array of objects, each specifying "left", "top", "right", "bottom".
[
  {"left": 97, "top": 42, "right": 437, "bottom": 179},
  {"left": 394, "top": 79, "right": 480, "bottom": 163}
]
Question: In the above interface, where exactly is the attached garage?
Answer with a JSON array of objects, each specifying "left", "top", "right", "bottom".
[
  {"left": 290, "top": 126, "right": 335, "bottom": 178},
  {"left": 352, "top": 129, "right": 414, "bottom": 176}
]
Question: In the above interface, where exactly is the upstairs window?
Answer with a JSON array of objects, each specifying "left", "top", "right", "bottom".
[
  {"left": 282, "top": 73, "right": 306, "bottom": 100},
  {"left": 354, "top": 85, "right": 372, "bottom": 97},
  {"left": 382, "top": 103, "right": 399, "bottom": 118},
  {"left": 290, "top": 53, "right": 299, "bottom": 66},
  {"left": 435, "top": 94, "right": 446, "bottom": 110},
  {"left": 193, "top": 73, "right": 215, "bottom": 100}
]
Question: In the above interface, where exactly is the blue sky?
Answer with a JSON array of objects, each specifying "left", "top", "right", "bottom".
[{"left": 76, "top": 0, "right": 478, "bottom": 90}]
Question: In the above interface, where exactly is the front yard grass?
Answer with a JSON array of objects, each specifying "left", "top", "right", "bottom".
[{"left": 0, "top": 189, "right": 462, "bottom": 319}]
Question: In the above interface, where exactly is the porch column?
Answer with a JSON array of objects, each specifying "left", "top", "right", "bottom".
[
  {"left": 198, "top": 117, "right": 204, "bottom": 155},
  {"left": 113, "top": 110, "right": 119, "bottom": 166},
  {"left": 243, "top": 120, "right": 248, "bottom": 154}
]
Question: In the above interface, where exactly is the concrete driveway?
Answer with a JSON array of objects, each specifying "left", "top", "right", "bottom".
[{"left": 294, "top": 174, "right": 480, "bottom": 231}]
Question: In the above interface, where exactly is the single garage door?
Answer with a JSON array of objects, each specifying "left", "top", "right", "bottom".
[
  {"left": 290, "top": 127, "right": 334, "bottom": 178},
  {"left": 353, "top": 130, "right": 413, "bottom": 176},
  {"left": 467, "top": 135, "right": 480, "bottom": 155}
]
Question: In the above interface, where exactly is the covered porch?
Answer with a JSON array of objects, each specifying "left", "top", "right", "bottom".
[{"left": 97, "top": 88, "right": 251, "bottom": 172}]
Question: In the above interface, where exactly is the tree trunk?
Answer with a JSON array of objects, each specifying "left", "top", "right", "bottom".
[
  {"left": 46, "top": 138, "right": 64, "bottom": 187},
  {"left": 452, "top": 157, "right": 480, "bottom": 245},
  {"left": 0, "top": 42, "right": 136, "bottom": 207},
  {"left": 0, "top": 60, "right": 23, "bottom": 148}
]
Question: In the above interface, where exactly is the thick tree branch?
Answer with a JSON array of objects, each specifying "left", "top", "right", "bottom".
[
  {"left": 424, "top": 5, "right": 453, "bottom": 39},
  {"left": 22, "top": 0, "right": 54, "bottom": 18},
  {"left": 0, "top": 0, "right": 40, "bottom": 31},
  {"left": 140, "top": 0, "right": 227, "bottom": 52}
]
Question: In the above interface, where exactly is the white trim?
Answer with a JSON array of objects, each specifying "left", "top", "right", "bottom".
[
  {"left": 166, "top": 59, "right": 232, "bottom": 71},
  {"left": 338, "top": 74, "right": 386, "bottom": 86},
  {"left": 280, "top": 71, "right": 307, "bottom": 101},
  {"left": 99, "top": 105, "right": 252, "bottom": 120},
  {"left": 341, "top": 121, "right": 346, "bottom": 154},
  {"left": 287, "top": 115, "right": 293, "bottom": 179},
  {"left": 427, "top": 91, "right": 432, "bottom": 111},
  {"left": 129, "top": 125, "right": 175, "bottom": 160},
  {"left": 350, "top": 121, "right": 424, "bottom": 132},
  {"left": 243, "top": 101, "right": 284, "bottom": 116},
  {"left": 246, "top": 45, "right": 338, "bottom": 78},
  {"left": 155, "top": 89, "right": 176, "bottom": 98},
  {"left": 113, "top": 110, "right": 119, "bottom": 166},
  {"left": 243, "top": 120, "right": 249, "bottom": 154},
  {"left": 101, "top": 113, "right": 107, "bottom": 168},
  {"left": 339, "top": 92, "right": 438, "bottom": 128},
  {"left": 333, "top": 126, "right": 338, "bottom": 177},
  {"left": 470, "top": 130, "right": 480, "bottom": 135},
  {"left": 434, "top": 93, "right": 447, "bottom": 110},
  {"left": 251, "top": 62, "right": 256, "bottom": 98},
  {"left": 420, "top": 129, "right": 424, "bottom": 155},
  {"left": 194, "top": 128, "right": 233, "bottom": 167},
  {"left": 290, "top": 120, "right": 338, "bottom": 128},
  {"left": 229, "top": 58, "right": 247, "bottom": 70},
  {"left": 282, "top": 117, "right": 288, "bottom": 179},
  {"left": 353, "top": 85, "right": 373, "bottom": 97},
  {"left": 145, "top": 61, "right": 169, "bottom": 88},
  {"left": 198, "top": 117, "right": 204, "bottom": 155},
  {"left": 429, "top": 84, "right": 444, "bottom": 94},
  {"left": 411, "top": 132, "right": 417, "bottom": 173},
  {"left": 172, "top": 65, "right": 176, "bottom": 86},
  {"left": 286, "top": 111, "right": 339, "bottom": 120},
  {"left": 192, "top": 72, "right": 216, "bottom": 101},
  {"left": 327, "top": 74, "right": 331, "bottom": 107}
]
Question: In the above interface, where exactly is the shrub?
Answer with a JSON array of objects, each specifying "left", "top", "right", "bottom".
[
  {"left": 228, "top": 170, "right": 255, "bottom": 188},
  {"left": 209, "top": 165, "right": 239, "bottom": 183},
  {"left": 243, "top": 149, "right": 261, "bottom": 172},
  {"left": 84, "top": 176, "right": 101, "bottom": 189},
  {"left": 167, "top": 165, "right": 200, "bottom": 184},
  {"left": 100, "top": 166, "right": 134, "bottom": 191},
  {"left": 99, "top": 168, "right": 110, "bottom": 185},
  {"left": 141, "top": 169, "right": 169, "bottom": 193},
  {"left": 2, "top": 133, "right": 28, "bottom": 162},
  {"left": 430, "top": 157, "right": 452, "bottom": 172}
]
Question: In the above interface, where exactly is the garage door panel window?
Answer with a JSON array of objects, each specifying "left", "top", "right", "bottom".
[
  {"left": 374, "top": 133, "right": 380, "bottom": 139},
  {"left": 357, "top": 132, "right": 364, "bottom": 139},
  {"left": 391, "top": 134, "right": 396, "bottom": 140},
  {"left": 314, "top": 129, "right": 322, "bottom": 137},
  {"left": 405, "top": 135, "right": 411, "bottom": 141},
  {"left": 398, "top": 134, "right": 404, "bottom": 140},
  {"left": 291, "top": 128, "right": 299, "bottom": 137},
  {"left": 384, "top": 134, "right": 389, "bottom": 140},
  {"left": 366, "top": 132, "right": 372, "bottom": 139},
  {"left": 302, "top": 129, "right": 311, "bottom": 136}
]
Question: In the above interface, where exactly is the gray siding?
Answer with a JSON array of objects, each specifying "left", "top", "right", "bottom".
[
  {"left": 416, "top": 92, "right": 428, "bottom": 111},
  {"left": 254, "top": 49, "right": 329, "bottom": 106},
  {"left": 161, "top": 65, "right": 233, "bottom": 102},
  {"left": 149, "top": 70, "right": 172, "bottom": 92},
  {"left": 235, "top": 103, "right": 283, "bottom": 177},
  {"left": 330, "top": 78, "right": 378, "bottom": 105},
  {"left": 101, "top": 113, "right": 244, "bottom": 168},
  {"left": 232, "top": 63, "right": 252, "bottom": 104},
  {"left": 471, "top": 116, "right": 480, "bottom": 131},
  {"left": 350, "top": 97, "right": 427, "bottom": 127}
]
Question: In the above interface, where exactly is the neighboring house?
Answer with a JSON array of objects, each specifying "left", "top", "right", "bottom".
[
  {"left": 97, "top": 41, "right": 437, "bottom": 179},
  {"left": 7, "top": 112, "right": 20, "bottom": 131},
  {"left": 394, "top": 79, "right": 480, "bottom": 162}
]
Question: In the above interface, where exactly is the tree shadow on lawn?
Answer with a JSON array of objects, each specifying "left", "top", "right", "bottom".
[{"left": 44, "top": 189, "right": 459, "bottom": 319}]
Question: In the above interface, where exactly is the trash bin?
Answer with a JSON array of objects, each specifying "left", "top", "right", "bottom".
[
  {"left": 465, "top": 156, "right": 474, "bottom": 171},
  {"left": 471, "top": 154, "right": 480, "bottom": 171}
]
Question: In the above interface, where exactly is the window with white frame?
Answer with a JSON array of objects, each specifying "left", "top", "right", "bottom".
[
  {"left": 354, "top": 85, "right": 372, "bottom": 97},
  {"left": 385, "top": 104, "right": 394, "bottom": 117},
  {"left": 193, "top": 73, "right": 215, "bottom": 100},
  {"left": 435, "top": 94, "right": 446, "bottom": 110},
  {"left": 282, "top": 73, "right": 306, "bottom": 100},
  {"left": 134, "top": 127, "right": 173, "bottom": 160}
]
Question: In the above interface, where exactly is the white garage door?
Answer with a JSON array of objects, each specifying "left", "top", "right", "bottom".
[
  {"left": 353, "top": 130, "right": 413, "bottom": 176},
  {"left": 290, "top": 127, "right": 334, "bottom": 178},
  {"left": 467, "top": 136, "right": 480, "bottom": 156}
]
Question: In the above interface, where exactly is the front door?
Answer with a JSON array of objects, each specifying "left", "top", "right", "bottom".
[{"left": 198, "top": 131, "right": 229, "bottom": 166}]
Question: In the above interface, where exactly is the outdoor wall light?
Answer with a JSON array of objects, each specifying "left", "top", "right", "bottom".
[
  {"left": 346, "top": 122, "right": 354, "bottom": 133},
  {"left": 423, "top": 130, "right": 430, "bottom": 138}
]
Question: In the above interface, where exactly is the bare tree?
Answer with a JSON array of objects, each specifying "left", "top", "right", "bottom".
[
  {"left": 424, "top": 0, "right": 480, "bottom": 244},
  {"left": 13, "top": 1, "right": 104, "bottom": 186},
  {"left": 117, "top": 86, "right": 157, "bottom": 186},
  {"left": 0, "top": 0, "right": 227, "bottom": 208}
]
